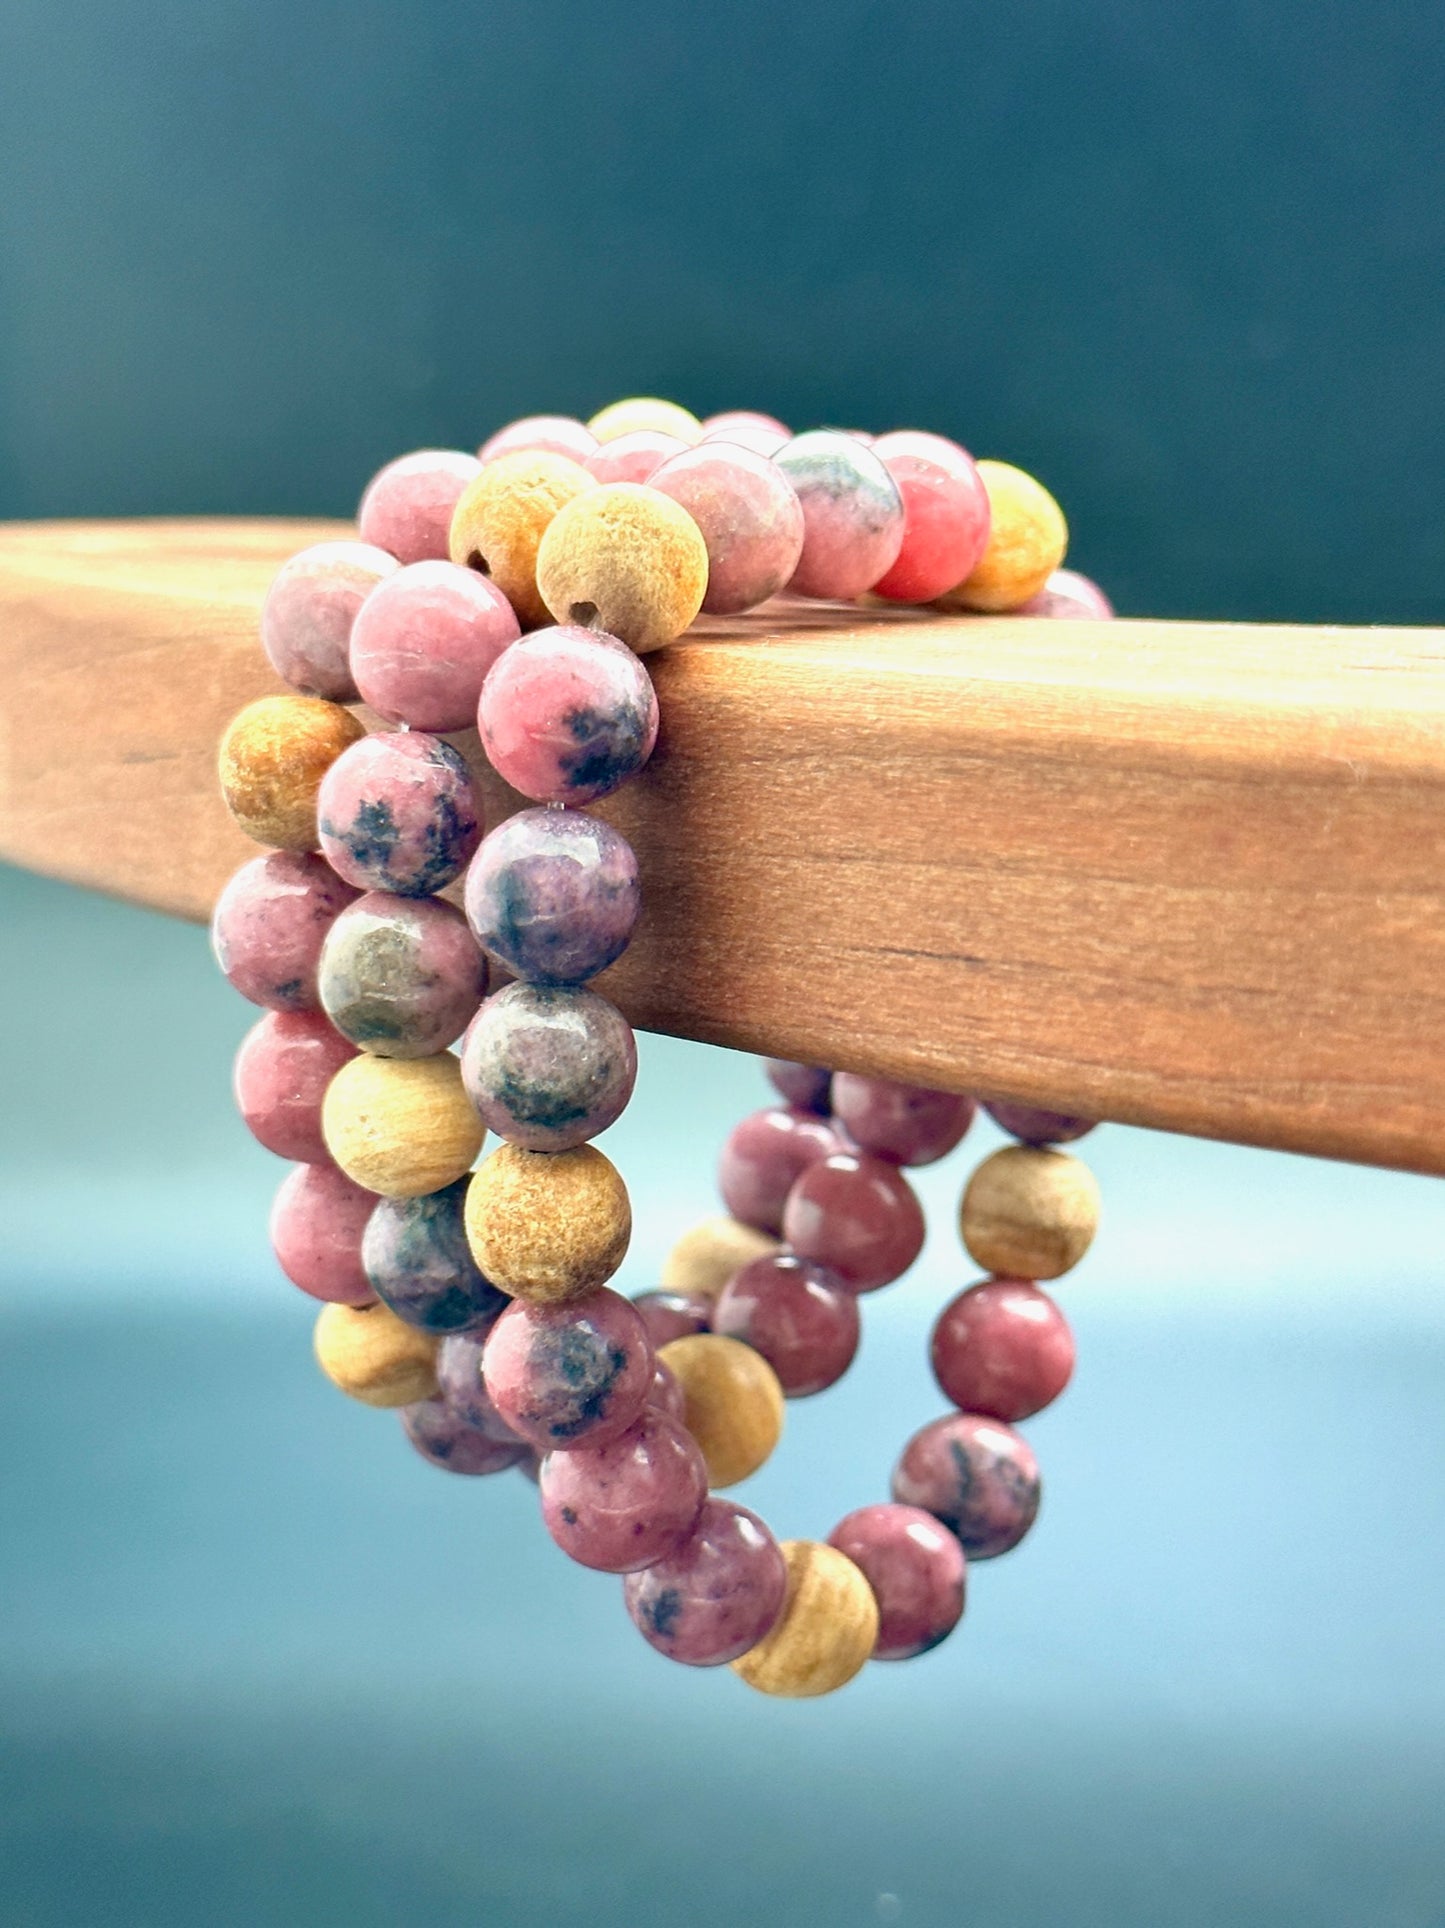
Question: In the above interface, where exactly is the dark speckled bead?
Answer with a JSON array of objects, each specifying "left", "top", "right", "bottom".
[
  {"left": 624, "top": 1499, "right": 788, "bottom": 1665},
  {"left": 318, "top": 892, "right": 486, "bottom": 1058},
  {"left": 460, "top": 981, "right": 636, "bottom": 1150},
  {"left": 891, "top": 1412, "right": 1041, "bottom": 1560},
  {"left": 435, "top": 1330, "right": 523, "bottom": 1440},
  {"left": 363, "top": 1179, "right": 509, "bottom": 1334},
  {"left": 463, "top": 807, "right": 640, "bottom": 985},
  {"left": 539, "top": 1410, "right": 708, "bottom": 1572},
  {"left": 401, "top": 1398, "right": 528, "bottom": 1475},
  {"left": 317, "top": 731, "right": 481, "bottom": 897},
  {"left": 211, "top": 851, "right": 359, "bottom": 1011},
  {"left": 827, "top": 1503, "right": 967, "bottom": 1660},
  {"left": 478, "top": 625, "right": 659, "bottom": 806},
  {"left": 481, "top": 1286, "right": 654, "bottom": 1451}
]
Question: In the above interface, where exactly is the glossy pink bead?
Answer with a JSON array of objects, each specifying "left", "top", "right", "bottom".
[
  {"left": 435, "top": 1332, "right": 520, "bottom": 1438},
  {"left": 539, "top": 1410, "right": 708, "bottom": 1572},
  {"left": 827, "top": 1503, "right": 966, "bottom": 1660},
  {"left": 269, "top": 1162, "right": 377, "bottom": 1304},
  {"left": 357, "top": 449, "right": 483, "bottom": 565},
  {"left": 260, "top": 541, "right": 397, "bottom": 701},
  {"left": 482, "top": 1287, "right": 655, "bottom": 1452},
  {"left": 764, "top": 1059, "right": 832, "bottom": 1115},
  {"left": 401, "top": 1399, "right": 527, "bottom": 1475},
  {"left": 892, "top": 1413, "right": 1041, "bottom": 1560},
  {"left": 623, "top": 1499, "right": 788, "bottom": 1665},
  {"left": 830, "top": 1074, "right": 976, "bottom": 1167},
  {"left": 647, "top": 1359, "right": 687, "bottom": 1422},
  {"left": 233, "top": 1010, "right": 357, "bottom": 1162},
  {"left": 349, "top": 559, "right": 520, "bottom": 731},
  {"left": 650, "top": 444, "right": 805, "bottom": 614},
  {"left": 210, "top": 852, "right": 359, "bottom": 1012},
  {"left": 930, "top": 1279, "right": 1075, "bottom": 1421},
  {"left": 478, "top": 415, "right": 598, "bottom": 464},
  {"left": 711, "top": 1252, "right": 860, "bottom": 1397},
  {"left": 631, "top": 1289, "right": 711, "bottom": 1347},
  {"left": 718, "top": 1105, "right": 843, "bottom": 1236},
  {"left": 869, "top": 430, "right": 991, "bottom": 604},
  {"left": 702, "top": 423, "right": 789, "bottom": 459},
  {"left": 318, "top": 892, "right": 485, "bottom": 1057},
  {"left": 983, "top": 1100, "right": 1096, "bottom": 1146},
  {"left": 477, "top": 626, "right": 658, "bottom": 805},
  {"left": 317, "top": 731, "right": 480, "bottom": 897},
  {"left": 775, "top": 431, "right": 904, "bottom": 599},
  {"left": 461, "top": 982, "right": 636, "bottom": 1151},
  {"left": 782, "top": 1151, "right": 925, "bottom": 1292},
  {"left": 1016, "top": 568, "right": 1115, "bottom": 620},
  {"left": 700, "top": 410, "right": 790, "bottom": 442},
  {"left": 583, "top": 431, "right": 688, "bottom": 485}
]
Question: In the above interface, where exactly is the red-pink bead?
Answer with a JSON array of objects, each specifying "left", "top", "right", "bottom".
[
  {"left": 357, "top": 449, "right": 483, "bottom": 565},
  {"left": 775, "top": 431, "right": 904, "bottom": 599},
  {"left": 401, "top": 1399, "right": 527, "bottom": 1475},
  {"left": 482, "top": 1287, "right": 655, "bottom": 1452},
  {"left": 718, "top": 1106, "right": 843, "bottom": 1236},
  {"left": 269, "top": 1162, "right": 377, "bottom": 1304},
  {"left": 233, "top": 1010, "right": 357, "bottom": 1162},
  {"left": 349, "top": 560, "right": 520, "bottom": 732},
  {"left": 650, "top": 444, "right": 805, "bottom": 614},
  {"left": 930, "top": 1279, "right": 1074, "bottom": 1421},
  {"left": 764, "top": 1059, "right": 832, "bottom": 1114},
  {"left": 477, "top": 626, "right": 658, "bottom": 805},
  {"left": 583, "top": 431, "right": 688, "bottom": 485},
  {"left": 317, "top": 732, "right": 480, "bottom": 897},
  {"left": 1016, "top": 568, "right": 1115, "bottom": 619},
  {"left": 830, "top": 1074, "right": 975, "bottom": 1167},
  {"left": 781, "top": 1151, "right": 925, "bottom": 1292},
  {"left": 711, "top": 1252, "right": 860, "bottom": 1397},
  {"left": 869, "top": 430, "right": 992, "bottom": 604},
  {"left": 623, "top": 1498, "right": 788, "bottom": 1665},
  {"left": 260, "top": 541, "right": 398, "bottom": 701},
  {"left": 983, "top": 1100, "right": 1096, "bottom": 1146},
  {"left": 648, "top": 1359, "right": 687, "bottom": 1421},
  {"left": 827, "top": 1503, "right": 966, "bottom": 1660},
  {"left": 539, "top": 1409, "right": 708, "bottom": 1573},
  {"left": 435, "top": 1332, "right": 519, "bottom": 1437},
  {"left": 892, "top": 1413, "right": 1041, "bottom": 1560},
  {"left": 632, "top": 1289, "right": 712, "bottom": 1347},
  {"left": 700, "top": 410, "right": 790, "bottom": 442},
  {"left": 210, "top": 852, "right": 359, "bottom": 1013},
  {"left": 478, "top": 415, "right": 598, "bottom": 465}
]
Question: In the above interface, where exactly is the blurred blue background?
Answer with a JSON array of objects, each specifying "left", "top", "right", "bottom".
[{"left": 3, "top": 0, "right": 1445, "bottom": 1921}]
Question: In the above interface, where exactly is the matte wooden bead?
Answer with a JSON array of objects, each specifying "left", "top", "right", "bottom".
[
  {"left": 586, "top": 397, "right": 704, "bottom": 445},
  {"left": 938, "top": 461, "right": 1068, "bottom": 613},
  {"left": 218, "top": 695, "right": 365, "bottom": 852},
  {"left": 730, "top": 1539, "right": 880, "bottom": 1698},
  {"left": 659, "top": 1216, "right": 781, "bottom": 1303},
  {"left": 535, "top": 483, "right": 709, "bottom": 655},
  {"left": 313, "top": 1299, "right": 440, "bottom": 1407},
  {"left": 321, "top": 1052, "right": 484, "bottom": 1198},
  {"left": 464, "top": 1142, "right": 631, "bottom": 1303},
  {"left": 657, "top": 1333, "right": 784, "bottom": 1489},
  {"left": 447, "top": 450, "right": 595, "bottom": 629},
  {"left": 959, "top": 1145, "right": 1100, "bottom": 1280}
]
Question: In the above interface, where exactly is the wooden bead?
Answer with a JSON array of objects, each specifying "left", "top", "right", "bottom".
[
  {"left": 657, "top": 1333, "right": 784, "bottom": 1488},
  {"left": 321, "top": 1052, "right": 484, "bottom": 1198},
  {"left": 959, "top": 1144, "right": 1100, "bottom": 1279},
  {"left": 447, "top": 450, "right": 594, "bottom": 629},
  {"left": 938, "top": 460, "right": 1068, "bottom": 613},
  {"left": 464, "top": 1141, "right": 631, "bottom": 1303},
  {"left": 535, "top": 483, "right": 709, "bottom": 655},
  {"left": 731, "top": 1540, "right": 880, "bottom": 1698},
  {"left": 659, "top": 1215, "right": 781, "bottom": 1303},
  {"left": 218, "top": 695, "right": 365, "bottom": 852},
  {"left": 313, "top": 1299, "right": 440, "bottom": 1406},
  {"left": 587, "top": 397, "right": 704, "bottom": 446}
]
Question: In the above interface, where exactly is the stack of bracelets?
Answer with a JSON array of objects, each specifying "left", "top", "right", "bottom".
[{"left": 213, "top": 397, "right": 1112, "bottom": 1699}]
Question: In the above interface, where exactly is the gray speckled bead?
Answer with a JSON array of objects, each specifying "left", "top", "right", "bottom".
[
  {"left": 401, "top": 1399, "right": 527, "bottom": 1475},
  {"left": 318, "top": 891, "right": 486, "bottom": 1057},
  {"left": 317, "top": 731, "right": 481, "bottom": 897},
  {"left": 774, "top": 430, "right": 905, "bottom": 600},
  {"left": 363, "top": 1179, "right": 509, "bottom": 1334},
  {"left": 460, "top": 982, "right": 636, "bottom": 1150},
  {"left": 463, "top": 807, "right": 640, "bottom": 986}
]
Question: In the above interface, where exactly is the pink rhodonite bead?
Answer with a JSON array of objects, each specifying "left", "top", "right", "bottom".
[
  {"left": 435, "top": 1332, "right": 519, "bottom": 1437},
  {"left": 830, "top": 1074, "right": 976, "bottom": 1167},
  {"left": 648, "top": 1359, "right": 687, "bottom": 1422},
  {"left": 827, "top": 1503, "right": 966, "bottom": 1660},
  {"left": 631, "top": 1289, "right": 712, "bottom": 1347},
  {"left": 233, "top": 1010, "right": 357, "bottom": 1162},
  {"left": 781, "top": 1151, "right": 926, "bottom": 1292},
  {"left": 718, "top": 1106, "right": 844, "bottom": 1236},
  {"left": 318, "top": 892, "right": 486, "bottom": 1057},
  {"left": 892, "top": 1413, "right": 1041, "bottom": 1559},
  {"left": 711, "top": 1252, "right": 860, "bottom": 1397},
  {"left": 357, "top": 449, "right": 484, "bottom": 565},
  {"left": 869, "top": 430, "right": 991, "bottom": 604},
  {"left": 477, "top": 626, "right": 659, "bottom": 805},
  {"left": 478, "top": 415, "right": 598, "bottom": 465},
  {"left": 482, "top": 1288, "right": 655, "bottom": 1452},
  {"left": 764, "top": 1059, "right": 832, "bottom": 1114},
  {"left": 700, "top": 410, "right": 790, "bottom": 442},
  {"left": 650, "top": 444, "right": 805, "bottom": 614},
  {"left": 260, "top": 541, "right": 399, "bottom": 701},
  {"left": 1016, "top": 568, "right": 1114, "bottom": 619},
  {"left": 317, "top": 732, "right": 481, "bottom": 897},
  {"left": 539, "top": 1410, "right": 708, "bottom": 1573},
  {"left": 583, "top": 431, "right": 688, "bottom": 485},
  {"left": 349, "top": 560, "right": 521, "bottom": 732},
  {"left": 930, "top": 1279, "right": 1075, "bottom": 1421},
  {"left": 983, "top": 1099, "right": 1096, "bottom": 1146},
  {"left": 401, "top": 1398, "right": 528, "bottom": 1476},
  {"left": 774, "top": 430, "right": 905, "bottom": 600},
  {"left": 210, "top": 852, "right": 358, "bottom": 1012},
  {"left": 269, "top": 1162, "right": 378, "bottom": 1304},
  {"left": 623, "top": 1498, "right": 788, "bottom": 1665}
]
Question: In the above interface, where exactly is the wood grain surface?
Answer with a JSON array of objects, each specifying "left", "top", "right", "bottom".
[{"left": 3, "top": 517, "right": 1445, "bottom": 1173}]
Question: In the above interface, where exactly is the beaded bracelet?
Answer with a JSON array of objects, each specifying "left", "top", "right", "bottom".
[{"left": 213, "top": 396, "right": 1114, "bottom": 1700}]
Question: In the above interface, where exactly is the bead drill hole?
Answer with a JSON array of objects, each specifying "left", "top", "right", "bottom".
[
  {"left": 570, "top": 601, "right": 600, "bottom": 628},
  {"left": 467, "top": 550, "right": 491, "bottom": 576}
]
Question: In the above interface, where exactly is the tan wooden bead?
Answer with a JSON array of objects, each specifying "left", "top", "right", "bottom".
[
  {"left": 659, "top": 1215, "right": 781, "bottom": 1304},
  {"left": 731, "top": 1540, "right": 880, "bottom": 1698},
  {"left": 447, "top": 450, "right": 595, "bottom": 628},
  {"left": 960, "top": 1144, "right": 1100, "bottom": 1280},
  {"left": 217, "top": 694, "right": 365, "bottom": 851},
  {"left": 464, "top": 1141, "right": 631, "bottom": 1303},
  {"left": 938, "top": 460, "right": 1068, "bottom": 613},
  {"left": 587, "top": 396, "right": 704, "bottom": 445},
  {"left": 657, "top": 1333, "right": 784, "bottom": 1489},
  {"left": 535, "top": 483, "right": 710, "bottom": 655},
  {"left": 321, "top": 1052, "right": 484, "bottom": 1198},
  {"left": 313, "top": 1299, "right": 440, "bottom": 1407}
]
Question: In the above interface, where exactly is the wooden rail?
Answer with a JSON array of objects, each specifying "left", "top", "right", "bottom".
[{"left": 3, "top": 517, "right": 1444, "bottom": 1174}]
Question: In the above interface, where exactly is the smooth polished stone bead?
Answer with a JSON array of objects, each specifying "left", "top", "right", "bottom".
[
  {"left": 650, "top": 443, "right": 805, "bottom": 614},
  {"left": 701, "top": 422, "right": 790, "bottom": 458},
  {"left": 363, "top": 1178, "right": 509, "bottom": 1334},
  {"left": 234, "top": 1010, "right": 357, "bottom": 1163},
  {"left": 657, "top": 1333, "right": 784, "bottom": 1488},
  {"left": 587, "top": 397, "right": 703, "bottom": 445},
  {"left": 313, "top": 1299, "right": 439, "bottom": 1407},
  {"left": 827, "top": 1502, "right": 966, "bottom": 1660},
  {"left": 774, "top": 431, "right": 905, "bottom": 600},
  {"left": 782, "top": 1152, "right": 925, "bottom": 1293},
  {"left": 583, "top": 430, "right": 688, "bottom": 485},
  {"left": 435, "top": 1331, "right": 522, "bottom": 1439},
  {"left": 317, "top": 732, "right": 480, "bottom": 898},
  {"left": 731, "top": 1540, "right": 879, "bottom": 1698},
  {"left": 401, "top": 1398, "right": 527, "bottom": 1475},
  {"left": 711, "top": 1252, "right": 859, "bottom": 1397},
  {"left": 535, "top": 483, "right": 709, "bottom": 655},
  {"left": 930, "top": 1278, "right": 1075, "bottom": 1421},
  {"left": 478, "top": 626, "right": 659, "bottom": 805},
  {"left": 318, "top": 892, "right": 485, "bottom": 1058},
  {"left": 464, "top": 807, "right": 639, "bottom": 985},
  {"left": 460, "top": 982, "right": 636, "bottom": 1151},
  {"left": 700, "top": 409, "right": 790, "bottom": 443},
  {"left": 260, "top": 541, "right": 398, "bottom": 700},
  {"left": 211, "top": 851, "right": 358, "bottom": 1012},
  {"left": 983, "top": 1099, "right": 1097, "bottom": 1146},
  {"left": 632, "top": 1289, "right": 711, "bottom": 1347},
  {"left": 718, "top": 1105, "right": 844, "bottom": 1236},
  {"left": 349, "top": 560, "right": 520, "bottom": 732},
  {"left": 624, "top": 1498, "right": 787, "bottom": 1665},
  {"left": 449, "top": 450, "right": 595, "bottom": 630},
  {"left": 938, "top": 461, "right": 1068, "bottom": 613},
  {"left": 659, "top": 1217, "right": 781, "bottom": 1303},
  {"left": 357, "top": 449, "right": 483, "bottom": 565},
  {"left": 539, "top": 1409, "right": 708, "bottom": 1572},
  {"left": 869, "top": 430, "right": 991, "bottom": 605},
  {"left": 270, "top": 1161, "right": 378, "bottom": 1304},
  {"left": 892, "top": 1413, "right": 1041, "bottom": 1559},
  {"left": 322, "top": 1052, "right": 484, "bottom": 1198},
  {"left": 482, "top": 1286, "right": 654, "bottom": 1451},
  {"left": 1016, "top": 567, "right": 1114, "bottom": 620},
  {"left": 960, "top": 1146, "right": 1100, "bottom": 1280},
  {"left": 830, "top": 1075, "right": 975, "bottom": 1167},
  {"left": 764, "top": 1059, "right": 832, "bottom": 1115},
  {"left": 648, "top": 1358, "right": 687, "bottom": 1421},
  {"left": 219, "top": 696, "right": 366, "bottom": 853},
  {"left": 478, "top": 415, "right": 599, "bottom": 465},
  {"left": 465, "top": 1142, "right": 631, "bottom": 1303}
]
